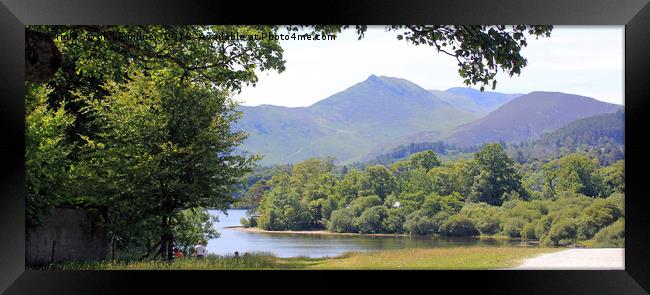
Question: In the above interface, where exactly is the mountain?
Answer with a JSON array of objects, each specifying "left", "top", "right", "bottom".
[
  {"left": 363, "top": 111, "right": 625, "bottom": 167},
  {"left": 509, "top": 110, "right": 624, "bottom": 165},
  {"left": 443, "top": 91, "right": 623, "bottom": 147},
  {"left": 429, "top": 87, "right": 521, "bottom": 114},
  {"left": 236, "top": 75, "right": 479, "bottom": 165}
]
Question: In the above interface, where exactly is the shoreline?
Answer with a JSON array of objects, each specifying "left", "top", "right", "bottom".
[
  {"left": 223, "top": 226, "right": 535, "bottom": 241},
  {"left": 224, "top": 226, "right": 410, "bottom": 237}
]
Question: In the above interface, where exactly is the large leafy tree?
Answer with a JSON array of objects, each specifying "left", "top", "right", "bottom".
[
  {"left": 25, "top": 83, "right": 75, "bottom": 226},
  {"left": 469, "top": 144, "right": 526, "bottom": 206},
  {"left": 543, "top": 153, "right": 605, "bottom": 198},
  {"left": 81, "top": 70, "right": 255, "bottom": 260}
]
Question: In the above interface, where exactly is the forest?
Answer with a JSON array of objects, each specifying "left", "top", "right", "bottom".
[{"left": 239, "top": 144, "right": 624, "bottom": 247}]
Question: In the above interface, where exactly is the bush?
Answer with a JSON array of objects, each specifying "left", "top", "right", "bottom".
[
  {"left": 327, "top": 208, "right": 357, "bottom": 233},
  {"left": 382, "top": 208, "right": 407, "bottom": 234},
  {"left": 404, "top": 210, "right": 434, "bottom": 235},
  {"left": 353, "top": 206, "right": 388, "bottom": 234},
  {"left": 576, "top": 197, "right": 622, "bottom": 240},
  {"left": 240, "top": 217, "right": 251, "bottom": 228},
  {"left": 502, "top": 217, "right": 526, "bottom": 238},
  {"left": 460, "top": 203, "right": 500, "bottom": 234},
  {"left": 534, "top": 216, "right": 553, "bottom": 240},
  {"left": 439, "top": 215, "right": 480, "bottom": 237},
  {"left": 521, "top": 222, "right": 537, "bottom": 239},
  {"left": 590, "top": 218, "right": 624, "bottom": 247},
  {"left": 543, "top": 218, "right": 578, "bottom": 246}
]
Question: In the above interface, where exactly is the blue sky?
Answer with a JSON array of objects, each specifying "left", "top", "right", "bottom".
[{"left": 235, "top": 26, "right": 624, "bottom": 107}]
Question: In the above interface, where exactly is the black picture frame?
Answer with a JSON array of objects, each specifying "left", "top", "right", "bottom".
[{"left": 1, "top": 0, "right": 649, "bottom": 294}]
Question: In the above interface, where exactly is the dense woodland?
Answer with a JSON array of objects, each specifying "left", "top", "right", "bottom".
[{"left": 239, "top": 144, "right": 624, "bottom": 247}]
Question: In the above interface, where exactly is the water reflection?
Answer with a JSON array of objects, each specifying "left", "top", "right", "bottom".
[{"left": 206, "top": 209, "right": 535, "bottom": 258}]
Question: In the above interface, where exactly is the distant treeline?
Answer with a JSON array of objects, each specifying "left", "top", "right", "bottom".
[
  {"left": 239, "top": 144, "right": 624, "bottom": 247},
  {"left": 355, "top": 110, "right": 624, "bottom": 168}
]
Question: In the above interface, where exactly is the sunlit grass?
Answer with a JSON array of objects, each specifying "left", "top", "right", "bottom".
[
  {"left": 35, "top": 247, "right": 558, "bottom": 270},
  {"left": 37, "top": 252, "right": 279, "bottom": 270},
  {"left": 281, "top": 247, "right": 559, "bottom": 270}
]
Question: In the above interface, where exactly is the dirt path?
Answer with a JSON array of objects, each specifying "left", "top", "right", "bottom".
[{"left": 510, "top": 248, "right": 624, "bottom": 270}]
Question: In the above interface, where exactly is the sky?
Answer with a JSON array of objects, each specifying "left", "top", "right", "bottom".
[{"left": 235, "top": 26, "right": 624, "bottom": 107}]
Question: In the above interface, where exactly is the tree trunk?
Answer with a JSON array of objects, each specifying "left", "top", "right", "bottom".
[{"left": 111, "top": 235, "right": 116, "bottom": 261}]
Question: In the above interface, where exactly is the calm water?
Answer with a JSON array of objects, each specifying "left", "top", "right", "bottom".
[{"left": 206, "top": 209, "right": 535, "bottom": 258}]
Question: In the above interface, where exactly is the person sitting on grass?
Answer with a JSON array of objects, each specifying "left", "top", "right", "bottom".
[{"left": 194, "top": 240, "right": 207, "bottom": 259}]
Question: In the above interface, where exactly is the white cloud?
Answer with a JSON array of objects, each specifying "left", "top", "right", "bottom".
[{"left": 235, "top": 26, "right": 624, "bottom": 107}]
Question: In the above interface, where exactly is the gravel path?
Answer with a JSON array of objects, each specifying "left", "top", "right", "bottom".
[{"left": 511, "top": 248, "right": 624, "bottom": 270}]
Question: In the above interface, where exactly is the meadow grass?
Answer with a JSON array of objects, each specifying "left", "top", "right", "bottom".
[
  {"left": 35, "top": 247, "right": 558, "bottom": 270},
  {"left": 280, "top": 247, "right": 558, "bottom": 270}
]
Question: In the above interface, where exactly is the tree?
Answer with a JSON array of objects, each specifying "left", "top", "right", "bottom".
[
  {"left": 353, "top": 206, "right": 389, "bottom": 234},
  {"left": 82, "top": 70, "right": 255, "bottom": 260},
  {"left": 25, "top": 83, "right": 75, "bottom": 226},
  {"left": 327, "top": 208, "right": 357, "bottom": 233},
  {"left": 408, "top": 150, "right": 442, "bottom": 171},
  {"left": 28, "top": 25, "right": 552, "bottom": 92},
  {"left": 257, "top": 173, "right": 311, "bottom": 231},
  {"left": 387, "top": 25, "right": 553, "bottom": 90},
  {"left": 469, "top": 144, "right": 526, "bottom": 206},
  {"left": 336, "top": 169, "right": 362, "bottom": 205},
  {"left": 358, "top": 166, "right": 397, "bottom": 200},
  {"left": 543, "top": 153, "right": 605, "bottom": 197}
]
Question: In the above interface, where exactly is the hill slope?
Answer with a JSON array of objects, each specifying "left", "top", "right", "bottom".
[
  {"left": 236, "top": 75, "right": 478, "bottom": 165},
  {"left": 443, "top": 91, "right": 622, "bottom": 147}
]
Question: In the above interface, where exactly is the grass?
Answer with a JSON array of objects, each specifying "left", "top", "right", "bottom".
[
  {"left": 35, "top": 247, "right": 558, "bottom": 270},
  {"left": 280, "top": 247, "right": 557, "bottom": 270}
]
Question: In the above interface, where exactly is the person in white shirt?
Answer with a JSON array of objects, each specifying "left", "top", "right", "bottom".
[{"left": 194, "top": 240, "right": 207, "bottom": 258}]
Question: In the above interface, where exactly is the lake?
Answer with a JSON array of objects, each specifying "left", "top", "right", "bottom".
[{"left": 206, "top": 209, "right": 536, "bottom": 258}]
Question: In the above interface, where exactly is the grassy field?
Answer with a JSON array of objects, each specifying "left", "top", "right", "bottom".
[{"left": 36, "top": 247, "right": 558, "bottom": 270}]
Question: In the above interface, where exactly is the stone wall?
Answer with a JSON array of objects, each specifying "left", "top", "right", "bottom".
[{"left": 26, "top": 206, "right": 108, "bottom": 265}]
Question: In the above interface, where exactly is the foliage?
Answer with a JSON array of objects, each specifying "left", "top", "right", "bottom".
[
  {"left": 542, "top": 218, "right": 579, "bottom": 246},
  {"left": 25, "top": 83, "right": 76, "bottom": 226},
  {"left": 543, "top": 153, "right": 605, "bottom": 197},
  {"left": 250, "top": 146, "right": 623, "bottom": 245},
  {"left": 439, "top": 215, "right": 480, "bottom": 237},
  {"left": 389, "top": 25, "right": 553, "bottom": 91},
  {"left": 469, "top": 144, "right": 526, "bottom": 205},
  {"left": 589, "top": 218, "right": 625, "bottom": 248},
  {"left": 327, "top": 208, "right": 357, "bottom": 233},
  {"left": 173, "top": 208, "right": 219, "bottom": 253},
  {"left": 353, "top": 206, "right": 389, "bottom": 234}
]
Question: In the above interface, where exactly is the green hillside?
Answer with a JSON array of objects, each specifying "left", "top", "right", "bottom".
[
  {"left": 236, "top": 75, "right": 479, "bottom": 165},
  {"left": 443, "top": 91, "right": 622, "bottom": 147}
]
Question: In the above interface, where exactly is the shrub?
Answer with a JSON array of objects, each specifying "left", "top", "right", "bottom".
[
  {"left": 543, "top": 218, "right": 578, "bottom": 246},
  {"left": 534, "top": 216, "right": 552, "bottom": 241},
  {"left": 502, "top": 217, "right": 526, "bottom": 238},
  {"left": 240, "top": 217, "right": 251, "bottom": 228},
  {"left": 576, "top": 197, "right": 622, "bottom": 240},
  {"left": 327, "top": 208, "right": 357, "bottom": 233},
  {"left": 439, "top": 215, "right": 480, "bottom": 237},
  {"left": 353, "top": 206, "right": 388, "bottom": 234},
  {"left": 590, "top": 218, "right": 624, "bottom": 247},
  {"left": 382, "top": 208, "right": 407, "bottom": 234},
  {"left": 461, "top": 203, "right": 500, "bottom": 234},
  {"left": 404, "top": 210, "right": 435, "bottom": 235},
  {"left": 521, "top": 222, "right": 537, "bottom": 239}
]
